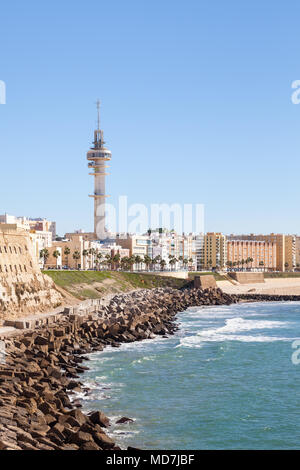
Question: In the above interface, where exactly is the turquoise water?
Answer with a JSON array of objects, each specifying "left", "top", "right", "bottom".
[{"left": 80, "top": 302, "right": 300, "bottom": 449}]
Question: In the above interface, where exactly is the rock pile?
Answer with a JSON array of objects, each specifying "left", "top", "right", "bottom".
[
  {"left": 0, "top": 287, "right": 237, "bottom": 450},
  {"left": 237, "top": 293, "right": 300, "bottom": 302}
]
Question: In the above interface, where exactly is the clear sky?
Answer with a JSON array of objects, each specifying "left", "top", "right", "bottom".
[{"left": 1, "top": 1, "right": 300, "bottom": 236}]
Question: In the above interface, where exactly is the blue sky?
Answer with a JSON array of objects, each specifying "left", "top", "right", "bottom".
[{"left": 0, "top": 0, "right": 300, "bottom": 236}]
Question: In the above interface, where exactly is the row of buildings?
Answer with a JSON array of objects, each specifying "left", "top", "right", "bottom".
[
  {"left": 1, "top": 108, "right": 298, "bottom": 276},
  {"left": 207, "top": 232, "right": 297, "bottom": 272},
  {"left": 0, "top": 214, "right": 298, "bottom": 272}
]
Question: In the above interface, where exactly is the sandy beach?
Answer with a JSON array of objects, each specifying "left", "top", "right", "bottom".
[{"left": 217, "top": 277, "right": 300, "bottom": 296}]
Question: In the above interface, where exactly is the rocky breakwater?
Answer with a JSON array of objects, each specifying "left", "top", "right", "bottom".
[
  {"left": 237, "top": 293, "right": 300, "bottom": 302},
  {"left": 0, "top": 287, "right": 237, "bottom": 451}
]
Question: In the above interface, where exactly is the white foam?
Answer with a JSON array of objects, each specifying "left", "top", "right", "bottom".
[
  {"left": 198, "top": 317, "right": 287, "bottom": 337},
  {"left": 130, "top": 355, "right": 156, "bottom": 365},
  {"left": 177, "top": 333, "right": 294, "bottom": 348},
  {"left": 175, "top": 316, "right": 294, "bottom": 348}
]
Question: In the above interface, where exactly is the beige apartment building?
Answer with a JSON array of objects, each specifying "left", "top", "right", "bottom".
[
  {"left": 116, "top": 232, "right": 198, "bottom": 270},
  {"left": 0, "top": 215, "right": 56, "bottom": 240},
  {"left": 45, "top": 236, "right": 86, "bottom": 269},
  {"left": 45, "top": 233, "right": 102, "bottom": 269},
  {"left": 45, "top": 233, "right": 130, "bottom": 270},
  {"left": 296, "top": 236, "right": 300, "bottom": 268},
  {"left": 227, "top": 239, "right": 276, "bottom": 270},
  {"left": 203, "top": 232, "right": 226, "bottom": 269},
  {"left": 227, "top": 234, "right": 296, "bottom": 271},
  {"left": 64, "top": 231, "right": 96, "bottom": 242},
  {"left": 116, "top": 234, "right": 151, "bottom": 258},
  {"left": 285, "top": 235, "right": 296, "bottom": 271}
]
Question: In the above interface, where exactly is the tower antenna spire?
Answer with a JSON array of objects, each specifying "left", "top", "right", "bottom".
[
  {"left": 88, "top": 101, "right": 112, "bottom": 240},
  {"left": 96, "top": 99, "right": 101, "bottom": 130}
]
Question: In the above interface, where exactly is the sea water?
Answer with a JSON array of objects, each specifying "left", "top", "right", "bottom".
[{"left": 79, "top": 302, "right": 300, "bottom": 449}]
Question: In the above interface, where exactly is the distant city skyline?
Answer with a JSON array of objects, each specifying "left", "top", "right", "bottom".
[{"left": 1, "top": 1, "right": 300, "bottom": 236}]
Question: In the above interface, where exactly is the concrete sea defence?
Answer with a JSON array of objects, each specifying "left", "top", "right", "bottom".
[
  {"left": 228, "top": 272, "right": 265, "bottom": 284},
  {"left": 237, "top": 293, "right": 300, "bottom": 302},
  {"left": 194, "top": 274, "right": 217, "bottom": 289},
  {"left": 0, "top": 286, "right": 237, "bottom": 451}
]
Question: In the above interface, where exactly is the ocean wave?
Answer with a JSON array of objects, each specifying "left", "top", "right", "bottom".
[
  {"left": 175, "top": 316, "right": 293, "bottom": 348},
  {"left": 198, "top": 317, "right": 288, "bottom": 336},
  {"left": 130, "top": 355, "right": 156, "bottom": 366},
  {"left": 177, "top": 333, "right": 294, "bottom": 348}
]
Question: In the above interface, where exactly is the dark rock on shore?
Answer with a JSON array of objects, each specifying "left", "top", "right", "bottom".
[
  {"left": 237, "top": 293, "right": 300, "bottom": 302},
  {"left": 116, "top": 417, "right": 134, "bottom": 424},
  {"left": 0, "top": 286, "right": 238, "bottom": 451}
]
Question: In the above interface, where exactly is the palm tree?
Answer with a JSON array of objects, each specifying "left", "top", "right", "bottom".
[
  {"left": 64, "top": 247, "right": 71, "bottom": 268},
  {"left": 128, "top": 255, "right": 135, "bottom": 271},
  {"left": 226, "top": 260, "right": 233, "bottom": 271},
  {"left": 241, "top": 259, "right": 245, "bottom": 271},
  {"left": 73, "top": 250, "right": 81, "bottom": 270},
  {"left": 259, "top": 260, "right": 264, "bottom": 272},
  {"left": 97, "top": 252, "right": 103, "bottom": 270},
  {"left": 40, "top": 248, "right": 49, "bottom": 268},
  {"left": 152, "top": 255, "right": 161, "bottom": 271},
  {"left": 169, "top": 257, "right": 177, "bottom": 271},
  {"left": 120, "top": 256, "right": 129, "bottom": 271},
  {"left": 160, "top": 259, "right": 166, "bottom": 271},
  {"left": 112, "top": 253, "right": 121, "bottom": 270},
  {"left": 285, "top": 262, "right": 289, "bottom": 271},
  {"left": 105, "top": 254, "right": 113, "bottom": 270},
  {"left": 52, "top": 249, "right": 60, "bottom": 269},
  {"left": 135, "top": 255, "right": 143, "bottom": 271},
  {"left": 168, "top": 255, "right": 175, "bottom": 271},
  {"left": 82, "top": 249, "right": 89, "bottom": 270},
  {"left": 183, "top": 258, "right": 188, "bottom": 270},
  {"left": 245, "top": 257, "right": 250, "bottom": 271},
  {"left": 143, "top": 255, "right": 152, "bottom": 271}
]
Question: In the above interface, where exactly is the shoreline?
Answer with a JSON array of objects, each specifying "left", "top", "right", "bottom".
[
  {"left": 0, "top": 287, "right": 236, "bottom": 450},
  {"left": 0, "top": 286, "right": 300, "bottom": 450},
  {"left": 217, "top": 277, "right": 300, "bottom": 296},
  {"left": 77, "top": 292, "right": 300, "bottom": 450}
]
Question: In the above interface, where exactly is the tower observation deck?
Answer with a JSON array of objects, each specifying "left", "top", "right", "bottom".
[{"left": 87, "top": 101, "right": 112, "bottom": 239}]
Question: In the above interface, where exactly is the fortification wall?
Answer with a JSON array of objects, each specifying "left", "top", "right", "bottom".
[
  {"left": 194, "top": 274, "right": 217, "bottom": 289},
  {"left": 0, "top": 226, "right": 63, "bottom": 320},
  {"left": 228, "top": 272, "right": 265, "bottom": 284}
]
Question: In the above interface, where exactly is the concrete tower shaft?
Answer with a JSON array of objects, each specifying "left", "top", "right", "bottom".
[{"left": 87, "top": 102, "right": 111, "bottom": 239}]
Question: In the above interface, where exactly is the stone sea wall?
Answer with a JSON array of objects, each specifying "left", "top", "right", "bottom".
[
  {"left": 0, "top": 287, "right": 237, "bottom": 450},
  {"left": 237, "top": 293, "right": 300, "bottom": 302}
]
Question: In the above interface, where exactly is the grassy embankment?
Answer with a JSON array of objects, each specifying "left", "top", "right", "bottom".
[
  {"left": 188, "top": 272, "right": 227, "bottom": 281},
  {"left": 43, "top": 270, "right": 190, "bottom": 300},
  {"left": 264, "top": 272, "right": 300, "bottom": 279}
]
